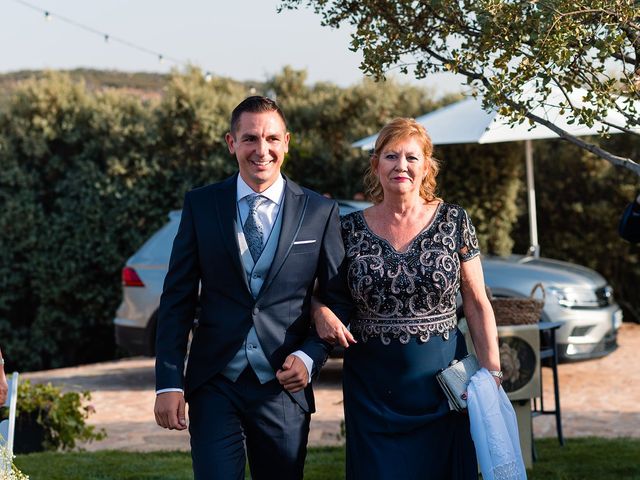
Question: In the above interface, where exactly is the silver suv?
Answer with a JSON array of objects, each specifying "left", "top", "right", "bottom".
[{"left": 114, "top": 202, "right": 622, "bottom": 362}]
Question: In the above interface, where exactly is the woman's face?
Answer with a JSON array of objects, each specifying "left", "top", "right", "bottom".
[{"left": 375, "top": 135, "right": 428, "bottom": 199}]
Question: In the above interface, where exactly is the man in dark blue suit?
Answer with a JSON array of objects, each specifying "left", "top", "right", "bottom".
[
  {"left": 619, "top": 192, "right": 640, "bottom": 243},
  {"left": 154, "top": 96, "right": 349, "bottom": 479}
]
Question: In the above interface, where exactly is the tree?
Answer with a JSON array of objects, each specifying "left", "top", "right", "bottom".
[{"left": 280, "top": 0, "right": 640, "bottom": 176}]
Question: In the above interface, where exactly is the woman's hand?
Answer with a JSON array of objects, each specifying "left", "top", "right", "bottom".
[{"left": 311, "top": 297, "right": 357, "bottom": 348}]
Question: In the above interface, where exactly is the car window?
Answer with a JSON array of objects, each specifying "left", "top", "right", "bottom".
[
  {"left": 338, "top": 200, "right": 372, "bottom": 216},
  {"left": 130, "top": 218, "right": 180, "bottom": 265}
]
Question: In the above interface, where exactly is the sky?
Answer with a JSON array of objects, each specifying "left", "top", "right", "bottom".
[{"left": 1, "top": 0, "right": 463, "bottom": 96}]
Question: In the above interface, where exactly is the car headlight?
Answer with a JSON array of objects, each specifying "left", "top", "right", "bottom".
[{"left": 547, "top": 286, "right": 601, "bottom": 308}]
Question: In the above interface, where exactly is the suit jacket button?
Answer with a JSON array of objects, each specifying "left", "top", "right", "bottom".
[{"left": 253, "top": 307, "right": 259, "bottom": 315}]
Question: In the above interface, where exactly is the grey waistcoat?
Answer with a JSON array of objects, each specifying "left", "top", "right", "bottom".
[{"left": 220, "top": 202, "right": 284, "bottom": 383}]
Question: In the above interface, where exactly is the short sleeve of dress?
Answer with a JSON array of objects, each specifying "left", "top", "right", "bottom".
[{"left": 457, "top": 207, "right": 480, "bottom": 262}]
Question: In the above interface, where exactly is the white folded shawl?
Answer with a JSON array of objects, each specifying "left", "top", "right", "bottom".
[{"left": 467, "top": 368, "right": 527, "bottom": 480}]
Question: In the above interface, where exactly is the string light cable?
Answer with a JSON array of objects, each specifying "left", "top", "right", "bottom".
[{"left": 11, "top": 0, "right": 213, "bottom": 79}]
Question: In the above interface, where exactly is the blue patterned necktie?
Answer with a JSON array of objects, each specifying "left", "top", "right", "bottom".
[{"left": 244, "top": 195, "right": 268, "bottom": 262}]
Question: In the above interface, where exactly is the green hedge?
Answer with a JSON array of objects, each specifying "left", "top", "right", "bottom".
[
  {"left": 437, "top": 142, "right": 523, "bottom": 255},
  {"left": 0, "top": 70, "right": 244, "bottom": 370}
]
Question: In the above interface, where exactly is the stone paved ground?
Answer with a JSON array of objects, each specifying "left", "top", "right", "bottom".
[{"left": 21, "top": 323, "right": 640, "bottom": 452}]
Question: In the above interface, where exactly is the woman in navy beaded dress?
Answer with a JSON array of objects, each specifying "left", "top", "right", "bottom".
[{"left": 313, "top": 118, "right": 502, "bottom": 479}]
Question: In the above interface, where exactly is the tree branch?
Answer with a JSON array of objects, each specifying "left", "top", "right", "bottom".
[
  {"left": 450, "top": 60, "right": 640, "bottom": 176},
  {"left": 515, "top": 100, "right": 640, "bottom": 175},
  {"left": 599, "top": 119, "right": 640, "bottom": 136},
  {"left": 283, "top": 0, "right": 640, "bottom": 177},
  {"left": 612, "top": 51, "right": 637, "bottom": 65}
]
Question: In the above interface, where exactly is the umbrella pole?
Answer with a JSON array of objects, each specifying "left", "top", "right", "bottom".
[{"left": 526, "top": 139, "right": 540, "bottom": 257}]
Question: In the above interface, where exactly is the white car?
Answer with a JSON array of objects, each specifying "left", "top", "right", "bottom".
[{"left": 115, "top": 202, "right": 622, "bottom": 362}]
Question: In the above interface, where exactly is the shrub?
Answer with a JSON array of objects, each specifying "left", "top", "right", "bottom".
[{"left": 13, "top": 380, "right": 105, "bottom": 451}]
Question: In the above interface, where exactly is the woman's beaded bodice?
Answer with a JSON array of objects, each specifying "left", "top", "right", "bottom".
[{"left": 341, "top": 203, "right": 480, "bottom": 345}]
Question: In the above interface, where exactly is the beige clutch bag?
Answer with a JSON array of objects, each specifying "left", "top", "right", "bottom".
[{"left": 436, "top": 354, "right": 480, "bottom": 412}]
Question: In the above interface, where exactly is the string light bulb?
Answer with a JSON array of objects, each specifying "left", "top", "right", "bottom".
[
  {"left": 158, "top": 54, "right": 164, "bottom": 64},
  {"left": 204, "top": 71, "right": 212, "bottom": 82},
  {"left": 44, "top": 11, "right": 52, "bottom": 21}
]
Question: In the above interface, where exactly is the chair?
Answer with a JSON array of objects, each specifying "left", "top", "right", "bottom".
[{"left": 0, "top": 372, "right": 19, "bottom": 458}]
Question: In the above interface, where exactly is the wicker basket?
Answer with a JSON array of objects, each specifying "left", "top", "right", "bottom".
[{"left": 488, "top": 283, "right": 545, "bottom": 326}]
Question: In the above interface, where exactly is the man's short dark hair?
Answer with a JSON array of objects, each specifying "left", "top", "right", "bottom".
[{"left": 230, "top": 96, "right": 287, "bottom": 135}]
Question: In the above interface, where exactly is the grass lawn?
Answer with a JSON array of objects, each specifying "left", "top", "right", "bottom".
[{"left": 13, "top": 438, "right": 640, "bottom": 479}]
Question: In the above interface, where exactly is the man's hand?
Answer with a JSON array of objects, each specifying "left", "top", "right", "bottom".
[
  {"left": 276, "top": 355, "right": 308, "bottom": 393},
  {"left": 154, "top": 391, "right": 187, "bottom": 430},
  {"left": 312, "top": 300, "right": 356, "bottom": 348}
]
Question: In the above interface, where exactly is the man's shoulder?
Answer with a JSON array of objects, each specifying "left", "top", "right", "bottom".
[
  {"left": 186, "top": 175, "right": 235, "bottom": 200},
  {"left": 285, "top": 178, "right": 335, "bottom": 209},
  {"left": 299, "top": 186, "right": 333, "bottom": 202},
  {"left": 300, "top": 187, "right": 337, "bottom": 212}
]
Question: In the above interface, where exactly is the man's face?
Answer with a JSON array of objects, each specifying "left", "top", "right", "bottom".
[{"left": 225, "top": 111, "right": 290, "bottom": 192}]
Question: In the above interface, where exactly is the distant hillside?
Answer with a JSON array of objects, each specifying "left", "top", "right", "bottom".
[
  {"left": 0, "top": 68, "right": 268, "bottom": 104},
  {"left": 0, "top": 68, "right": 169, "bottom": 94}
]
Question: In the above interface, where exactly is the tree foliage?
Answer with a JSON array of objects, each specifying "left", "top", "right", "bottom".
[{"left": 281, "top": 0, "right": 640, "bottom": 175}]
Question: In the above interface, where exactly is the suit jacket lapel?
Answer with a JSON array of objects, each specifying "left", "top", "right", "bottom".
[
  {"left": 215, "top": 174, "right": 251, "bottom": 294},
  {"left": 260, "top": 178, "right": 307, "bottom": 295}
]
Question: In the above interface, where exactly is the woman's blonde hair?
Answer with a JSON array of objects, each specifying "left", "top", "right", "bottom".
[{"left": 364, "top": 117, "right": 441, "bottom": 204}]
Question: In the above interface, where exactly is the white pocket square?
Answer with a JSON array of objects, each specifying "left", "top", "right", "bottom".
[{"left": 293, "top": 240, "right": 316, "bottom": 245}]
